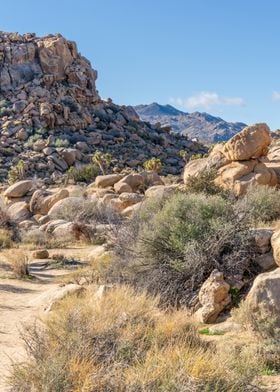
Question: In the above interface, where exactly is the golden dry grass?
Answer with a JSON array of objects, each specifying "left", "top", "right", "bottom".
[
  {"left": 4, "top": 249, "right": 29, "bottom": 278},
  {"left": 9, "top": 286, "right": 263, "bottom": 391}
]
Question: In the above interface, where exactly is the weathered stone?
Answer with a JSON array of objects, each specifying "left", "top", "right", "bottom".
[
  {"left": 4, "top": 180, "right": 33, "bottom": 198},
  {"left": 245, "top": 268, "right": 280, "bottom": 324},
  {"left": 250, "top": 228, "right": 273, "bottom": 254},
  {"left": 271, "top": 230, "right": 280, "bottom": 267},
  {"left": 145, "top": 184, "right": 178, "bottom": 198},
  {"left": 223, "top": 123, "right": 271, "bottom": 161},
  {"left": 215, "top": 160, "right": 277, "bottom": 196},
  {"left": 255, "top": 252, "right": 277, "bottom": 271},
  {"left": 114, "top": 181, "right": 133, "bottom": 194},
  {"left": 195, "top": 270, "right": 231, "bottom": 323},
  {"left": 30, "top": 188, "right": 69, "bottom": 215},
  {"left": 95, "top": 174, "right": 123, "bottom": 189},
  {"left": 32, "top": 249, "right": 49, "bottom": 259},
  {"left": 8, "top": 201, "right": 30, "bottom": 222}
]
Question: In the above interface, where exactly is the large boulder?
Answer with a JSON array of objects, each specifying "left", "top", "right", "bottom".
[
  {"left": 110, "top": 193, "right": 144, "bottom": 212},
  {"left": 245, "top": 268, "right": 280, "bottom": 324},
  {"left": 114, "top": 174, "right": 144, "bottom": 193},
  {"left": 194, "top": 270, "right": 231, "bottom": 323},
  {"left": 8, "top": 201, "right": 30, "bottom": 222},
  {"left": 183, "top": 158, "right": 209, "bottom": 184},
  {"left": 4, "top": 180, "right": 33, "bottom": 198},
  {"left": 30, "top": 188, "right": 69, "bottom": 215},
  {"left": 183, "top": 147, "right": 230, "bottom": 184},
  {"left": 52, "top": 222, "right": 76, "bottom": 241},
  {"left": 141, "top": 171, "right": 165, "bottom": 187},
  {"left": 145, "top": 184, "right": 178, "bottom": 198},
  {"left": 271, "top": 230, "right": 280, "bottom": 267},
  {"left": 223, "top": 123, "right": 271, "bottom": 161},
  {"left": 215, "top": 160, "right": 277, "bottom": 196},
  {"left": 48, "top": 196, "right": 85, "bottom": 217},
  {"left": 95, "top": 174, "right": 123, "bottom": 189}
]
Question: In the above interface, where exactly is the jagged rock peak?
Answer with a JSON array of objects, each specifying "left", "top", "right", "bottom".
[{"left": 0, "top": 31, "right": 98, "bottom": 97}]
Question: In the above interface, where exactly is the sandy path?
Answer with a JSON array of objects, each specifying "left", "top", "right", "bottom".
[{"left": 0, "top": 246, "right": 99, "bottom": 391}]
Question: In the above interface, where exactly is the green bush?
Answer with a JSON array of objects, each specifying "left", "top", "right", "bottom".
[
  {"left": 236, "top": 185, "right": 280, "bottom": 226},
  {"left": 24, "top": 134, "right": 41, "bottom": 148},
  {"left": 8, "top": 160, "right": 26, "bottom": 184},
  {"left": 66, "top": 164, "right": 99, "bottom": 184},
  {"left": 54, "top": 138, "right": 70, "bottom": 148},
  {"left": 112, "top": 192, "right": 254, "bottom": 307},
  {"left": 143, "top": 157, "right": 163, "bottom": 173},
  {"left": 185, "top": 169, "right": 228, "bottom": 196}
]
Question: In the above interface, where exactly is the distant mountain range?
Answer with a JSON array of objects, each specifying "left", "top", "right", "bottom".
[{"left": 134, "top": 103, "right": 246, "bottom": 143}]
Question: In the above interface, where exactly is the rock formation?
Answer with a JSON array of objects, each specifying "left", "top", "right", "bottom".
[
  {"left": 0, "top": 32, "right": 206, "bottom": 183},
  {"left": 184, "top": 123, "right": 278, "bottom": 195}
]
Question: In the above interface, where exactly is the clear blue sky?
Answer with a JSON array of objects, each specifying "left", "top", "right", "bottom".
[{"left": 1, "top": 0, "right": 280, "bottom": 128}]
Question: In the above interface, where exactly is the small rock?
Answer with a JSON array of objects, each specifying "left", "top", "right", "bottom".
[{"left": 32, "top": 249, "right": 49, "bottom": 259}]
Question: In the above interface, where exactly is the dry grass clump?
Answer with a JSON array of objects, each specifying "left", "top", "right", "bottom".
[
  {"left": 232, "top": 302, "right": 280, "bottom": 372},
  {"left": 5, "top": 249, "right": 29, "bottom": 278},
  {"left": 52, "top": 198, "right": 120, "bottom": 226},
  {"left": 58, "top": 251, "right": 114, "bottom": 285},
  {"left": 0, "top": 228, "right": 13, "bottom": 248},
  {"left": 20, "top": 229, "right": 49, "bottom": 247},
  {"left": 9, "top": 286, "right": 261, "bottom": 391}
]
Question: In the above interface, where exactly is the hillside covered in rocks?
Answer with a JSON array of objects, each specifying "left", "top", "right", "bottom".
[{"left": 0, "top": 32, "right": 206, "bottom": 183}]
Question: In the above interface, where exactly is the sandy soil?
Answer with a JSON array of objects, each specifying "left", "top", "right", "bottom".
[{"left": 0, "top": 246, "right": 98, "bottom": 391}]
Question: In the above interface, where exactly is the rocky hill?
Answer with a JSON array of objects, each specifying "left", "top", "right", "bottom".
[
  {"left": 0, "top": 32, "right": 206, "bottom": 183},
  {"left": 134, "top": 103, "right": 246, "bottom": 143}
]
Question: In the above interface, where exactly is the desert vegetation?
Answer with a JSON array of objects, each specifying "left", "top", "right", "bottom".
[
  {"left": 0, "top": 28, "right": 280, "bottom": 392},
  {"left": 9, "top": 287, "right": 262, "bottom": 392}
]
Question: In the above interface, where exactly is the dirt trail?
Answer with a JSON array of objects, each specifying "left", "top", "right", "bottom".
[{"left": 0, "top": 246, "right": 98, "bottom": 391}]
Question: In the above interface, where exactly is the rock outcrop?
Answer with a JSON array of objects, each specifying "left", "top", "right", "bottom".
[
  {"left": 0, "top": 32, "right": 206, "bottom": 183},
  {"left": 245, "top": 268, "right": 280, "bottom": 325},
  {"left": 194, "top": 270, "right": 231, "bottom": 323},
  {"left": 184, "top": 123, "right": 277, "bottom": 195}
]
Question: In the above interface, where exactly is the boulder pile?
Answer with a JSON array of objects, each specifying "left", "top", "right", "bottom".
[
  {"left": 2, "top": 171, "right": 178, "bottom": 243},
  {"left": 184, "top": 123, "right": 278, "bottom": 195},
  {"left": 0, "top": 32, "right": 206, "bottom": 182}
]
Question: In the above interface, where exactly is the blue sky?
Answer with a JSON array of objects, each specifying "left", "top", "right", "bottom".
[{"left": 1, "top": 0, "right": 280, "bottom": 128}]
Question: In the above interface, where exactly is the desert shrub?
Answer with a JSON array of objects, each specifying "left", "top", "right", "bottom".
[
  {"left": 0, "top": 107, "right": 12, "bottom": 117},
  {"left": 236, "top": 185, "right": 280, "bottom": 226},
  {"left": 0, "top": 99, "right": 8, "bottom": 109},
  {"left": 21, "top": 229, "right": 49, "bottom": 246},
  {"left": 143, "top": 157, "right": 163, "bottom": 173},
  {"left": 111, "top": 192, "right": 255, "bottom": 307},
  {"left": 66, "top": 164, "right": 99, "bottom": 184},
  {"left": 185, "top": 169, "right": 228, "bottom": 196},
  {"left": 8, "top": 160, "right": 26, "bottom": 184},
  {"left": 232, "top": 302, "right": 280, "bottom": 372},
  {"left": 0, "top": 229, "right": 13, "bottom": 248},
  {"left": 5, "top": 249, "right": 29, "bottom": 278},
  {"left": 52, "top": 198, "right": 121, "bottom": 226},
  {"left": 9, "top": 286, "right": 261, "bottom": 391},
  {"left": 190, "top": 153, "right": 203, "bottom": 160},
  {"left": 24, "top": 134, "right": 41, "bottom": 148},
  {"left": 54, "top": 138, "right": 70, "bottom": 148},
  {"left": 92, "top": 150, "right": 114, "bottom": 175}
]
